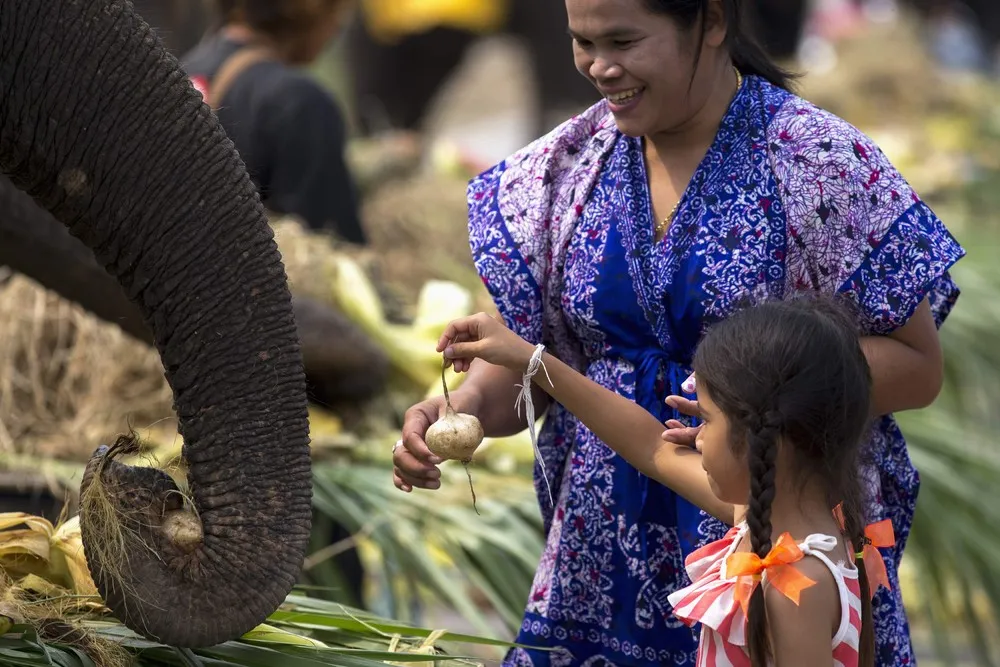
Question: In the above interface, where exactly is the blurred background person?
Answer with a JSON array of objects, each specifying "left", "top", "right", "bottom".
[
  {"left": 342, "top": 0, "right": 600, "bottom": 140},
  {"left": 182, "top": 0, "right": 368, "bottom": 246}
]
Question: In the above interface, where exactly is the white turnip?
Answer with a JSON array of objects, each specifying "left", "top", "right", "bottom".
[{"left": 425, "top": 360, "right": 485, "bottom": 513}]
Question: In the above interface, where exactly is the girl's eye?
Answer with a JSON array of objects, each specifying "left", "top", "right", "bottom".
[
  {"left": 574, "top": 38, "right": 593, "bottom": 49},
  {"left": 613, "top": 40, "right": 633, "bottom": 49}
]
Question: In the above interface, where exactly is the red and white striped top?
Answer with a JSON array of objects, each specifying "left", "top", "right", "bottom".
[{"left": 666, "top": 523, "right": 863, "bottom": 667}]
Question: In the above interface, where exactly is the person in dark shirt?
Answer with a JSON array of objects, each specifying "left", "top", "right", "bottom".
[{"left": 182, "top": 0, "right": 367, "bottom": 245}]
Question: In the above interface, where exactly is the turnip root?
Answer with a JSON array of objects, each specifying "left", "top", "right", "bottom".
[
  {"left": 425, "top": 408, "right": 483, "bottom": 462},
  {"left": 426, "top": 360, "right": 485, "bottom": 513}
]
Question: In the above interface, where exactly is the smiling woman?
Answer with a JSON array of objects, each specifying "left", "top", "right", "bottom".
[
  {"left": 567, "top": 0, "right": 790, "bottom": 138},
  {"left": 391, "top": 0, "right": 965, "bottom": 665}
]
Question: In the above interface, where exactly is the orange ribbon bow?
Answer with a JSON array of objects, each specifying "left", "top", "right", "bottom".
[
  {"left": 833, "top": 503, "right": 896, "bottom": 599},
  {"left": 725, "top": 532, "right": 817, "bottom": 616}
]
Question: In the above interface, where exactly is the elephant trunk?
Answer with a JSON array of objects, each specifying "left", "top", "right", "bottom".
[
  {"left": 0, "top": 175, "right": 154, "bottom": 344},
  {"left": 0, "top": 174, "right": 392, "bottom": 404},
  {"left": 0, "top": 0, "right": 312, "bottom": 648}
]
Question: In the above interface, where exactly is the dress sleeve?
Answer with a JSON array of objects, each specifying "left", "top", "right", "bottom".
[
  {"left": 466, "top": 162, "right": 546, "bottom": 344},
  {"left": 771, "top": 100, "right": 966, "bottom": 335}
]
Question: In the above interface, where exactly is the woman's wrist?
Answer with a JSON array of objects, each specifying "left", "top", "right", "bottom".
[{"left": 510, "top": 338, "right": 540, "bottom": 373}]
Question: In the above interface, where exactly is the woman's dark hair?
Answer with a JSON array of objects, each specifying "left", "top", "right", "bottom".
[
  {"left": 215, "top": 0, "right": 348, "bottom": 39},
  {"left": 643, "top": 0, "right": 797, "bottom": 90},
  {"left": 692, "top": 294, "right": 876, "bottom": 667}
]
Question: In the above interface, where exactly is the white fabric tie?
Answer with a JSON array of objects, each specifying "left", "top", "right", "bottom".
[{"left": 514, "top": 344, "right": 555, "bottom": 508}]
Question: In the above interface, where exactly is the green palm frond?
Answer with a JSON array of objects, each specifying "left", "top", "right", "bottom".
[
  {"left": 0, "top": 592, "right": 534, "bottom": 667},
  {"left": 305, "top": 462, "right": 543, "bottom": 638},
  {"left": 897, "top": 230, "right": 1000, "bottom": 666}
]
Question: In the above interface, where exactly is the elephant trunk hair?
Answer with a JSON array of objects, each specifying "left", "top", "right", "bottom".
[{"left": 0, "top": 0, "right": 312, "bottom": 647}]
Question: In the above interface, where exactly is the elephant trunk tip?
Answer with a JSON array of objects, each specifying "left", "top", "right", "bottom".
[
  {"left": 161, "top": 508, "right": 203, "bottom": 553},
  {"left": 79, "top": 431, "right": 198, "bottom": 613}
]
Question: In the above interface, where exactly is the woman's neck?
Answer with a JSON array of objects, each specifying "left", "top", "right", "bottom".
[{"left": 645, "top": 62, "right": 741, "bottom": 165}]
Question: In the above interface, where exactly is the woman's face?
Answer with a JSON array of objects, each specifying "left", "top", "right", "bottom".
[{"left": 566, "top": 0, "right": 721, "bottom": 138}]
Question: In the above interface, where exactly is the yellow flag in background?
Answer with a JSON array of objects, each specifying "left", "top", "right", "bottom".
[{"left": 361, "top": 0, "right": 510, "bottom": 43}]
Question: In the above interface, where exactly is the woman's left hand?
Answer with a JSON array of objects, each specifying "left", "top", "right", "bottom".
[
  {"left": 662, "top": 395, "right": 702, "bottom": 447},
  {"left": 437, "top": 312, "right": 536, "bottom": 373}
]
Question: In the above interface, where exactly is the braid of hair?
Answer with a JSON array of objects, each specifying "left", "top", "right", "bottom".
[
  {"left": 744, "top": 410, "right": 781, "bottom": 667},
  {"left": 840, "top": 507, "right": 876, "bottom": 666}
]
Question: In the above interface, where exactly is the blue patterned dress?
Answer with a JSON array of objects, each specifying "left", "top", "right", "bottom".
[{"left": 466, "top": 75, "right": 965, "bottom": 667}]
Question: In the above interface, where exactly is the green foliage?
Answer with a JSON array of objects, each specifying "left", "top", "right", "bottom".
[
  {"left": 896, "top": 231, "right": 1000, "bottom": 666},
  {"left": 304, "top": 463, "right": 543, "bottom": 637},
  {"left": 0, "top": 594, "right": 533, "bottom": 667}
]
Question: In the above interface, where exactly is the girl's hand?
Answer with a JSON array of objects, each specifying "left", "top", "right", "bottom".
[{"left": 437, "top": 312, "right": 536, "bottom": 373}]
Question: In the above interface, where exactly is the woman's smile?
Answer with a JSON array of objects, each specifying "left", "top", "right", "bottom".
[{"left": 603, "top": 86, "right": 645, "bottom": 113}]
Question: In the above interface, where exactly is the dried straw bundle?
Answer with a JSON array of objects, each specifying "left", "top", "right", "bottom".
[{"left": 0, "top": 273, "right": 174, "bottom": 463}]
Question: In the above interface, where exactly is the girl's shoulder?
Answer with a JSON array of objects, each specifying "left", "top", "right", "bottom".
[
  {"left": 671, "top": 524, "right": 863, "bottom": 660},
  {"left": 764, "top": 546, "right": 845, "bottom": 612},
  {"left": 764, "top": 536, "right": 864, "bottom": 663}
]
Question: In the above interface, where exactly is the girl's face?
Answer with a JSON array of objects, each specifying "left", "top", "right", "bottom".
[
  {"left": 695, "top": 388, "right": 750, "bottom": 504},
  {"left": 565, "top": 0, "right": 725, "bottom": 138}
]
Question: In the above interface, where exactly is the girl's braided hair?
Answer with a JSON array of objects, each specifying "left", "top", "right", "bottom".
[{"left": 692, "top": 294, "right": 876, "bottom": 666}]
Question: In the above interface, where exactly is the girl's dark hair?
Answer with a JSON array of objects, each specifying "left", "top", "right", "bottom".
[
  {"left": 692, "top": 294, "right": 876, "bottom": 667},
  {"left": 643, "top": 0, "right": 797, "bottom": 90}
]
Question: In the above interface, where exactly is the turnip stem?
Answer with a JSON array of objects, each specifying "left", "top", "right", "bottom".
[
  {"left": 462, "top": 462, "right": 480, "bottom": 515},
  {"left": 441, "top": 358, "right": 453, "bottom": 411}
]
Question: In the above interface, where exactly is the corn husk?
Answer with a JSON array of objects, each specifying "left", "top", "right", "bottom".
[
  {"left": 0, "top": 512, "right": 98, "bottom": 599},
  {"left": 243, "top": 622, "right": 330, "bottom": 647}
]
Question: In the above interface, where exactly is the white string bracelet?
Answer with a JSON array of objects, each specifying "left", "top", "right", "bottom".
[{"left": 514, "top": 343, "right": 556, "bottom": 509}]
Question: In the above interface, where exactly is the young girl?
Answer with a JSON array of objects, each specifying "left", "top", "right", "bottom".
[{"left": 435, "top": 296, "right": 892, "bottom": 666}]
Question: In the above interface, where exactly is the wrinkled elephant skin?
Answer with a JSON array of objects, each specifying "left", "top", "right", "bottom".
[
  {"left": 1, "top": 0, "right": 313, "bottom": 648},
  {"left": 0, "top": 175, "right": 390, "bottom": 405},
  {"left": 132, "top": 0, "right": 214, "bottom": 55}
]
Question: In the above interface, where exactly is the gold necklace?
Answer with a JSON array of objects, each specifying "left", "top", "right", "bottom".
[{"left": 653, "top": 67, "right": 744, "bottom": 238}]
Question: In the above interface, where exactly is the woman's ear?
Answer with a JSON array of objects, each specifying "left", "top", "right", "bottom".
[{"left": 703, "top": 0, "right": 729, "bottom": 49}]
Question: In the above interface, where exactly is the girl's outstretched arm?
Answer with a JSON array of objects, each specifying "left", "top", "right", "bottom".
[{"left": 439, "top": 313, "right": 735, "bottom": 523}]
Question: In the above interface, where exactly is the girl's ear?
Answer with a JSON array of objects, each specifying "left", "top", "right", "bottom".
[{"left": 730, "top": 427, "right": 751, "bottom": 461}]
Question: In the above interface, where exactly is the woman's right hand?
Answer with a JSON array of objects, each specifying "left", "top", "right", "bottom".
[{"left": 392, "top": 389, "right": 481, "bottom": 492}]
